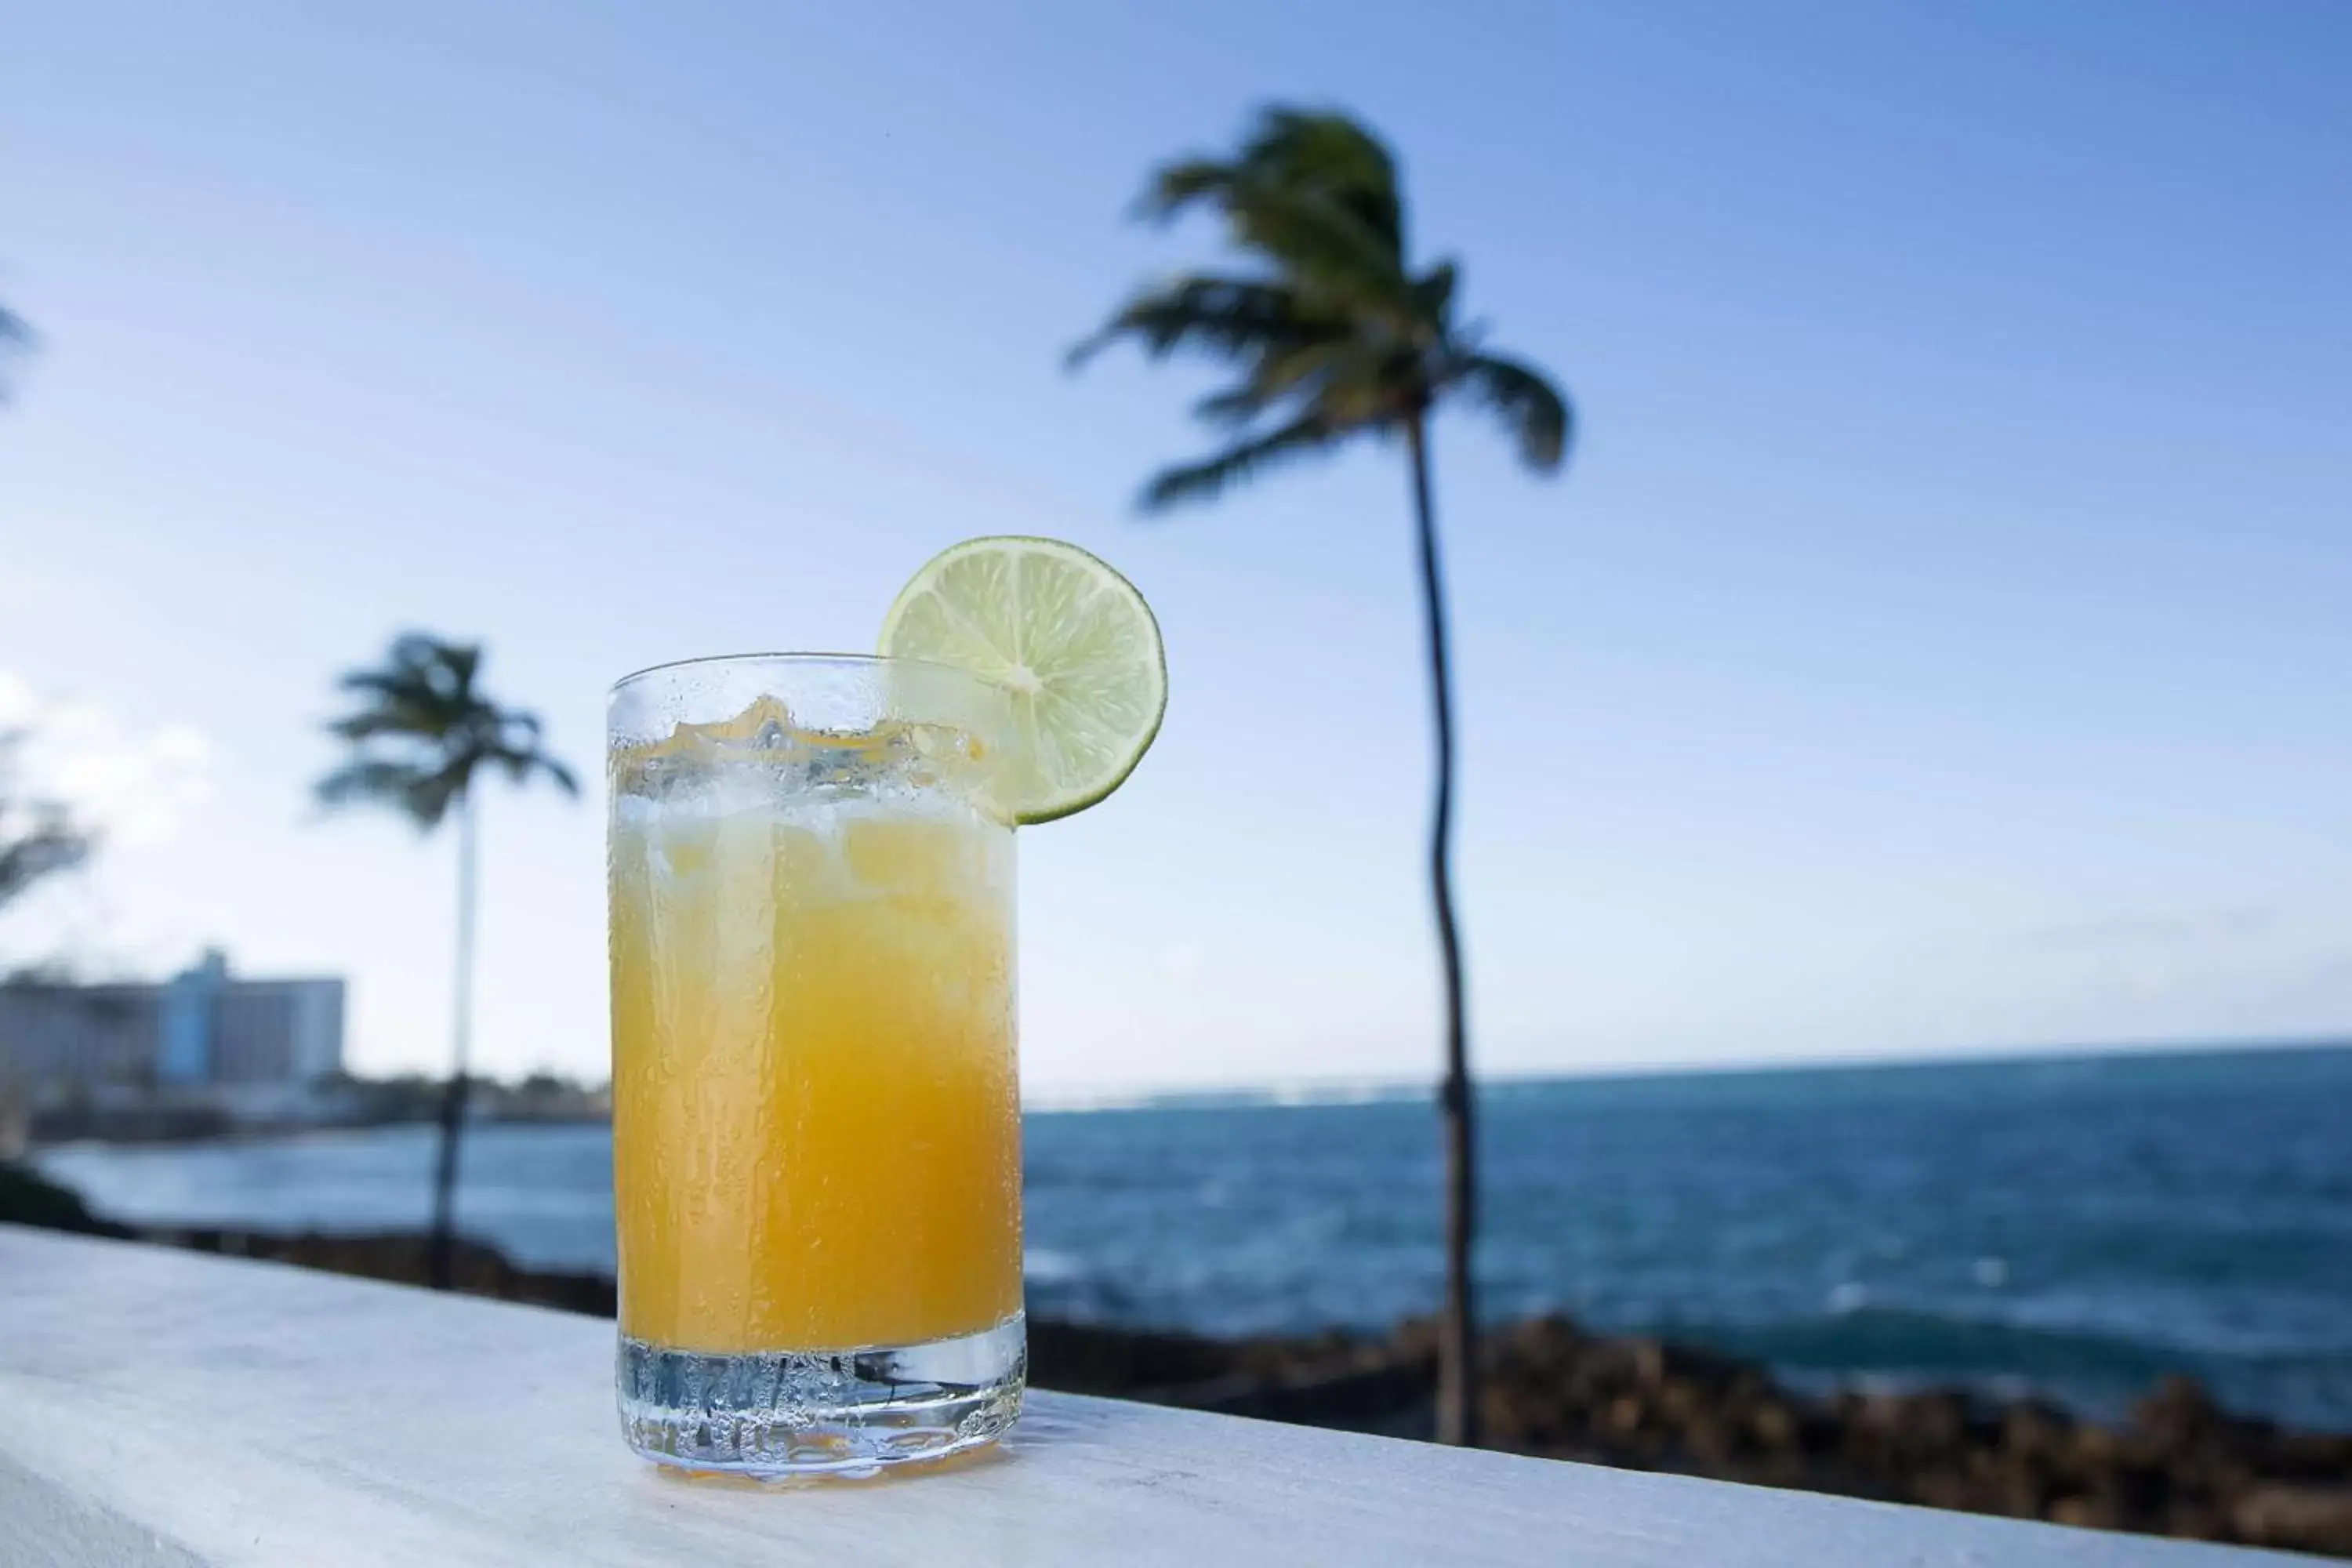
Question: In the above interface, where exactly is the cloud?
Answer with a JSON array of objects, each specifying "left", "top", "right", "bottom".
[
  {"left": 0, "top": 670, "right": 219, "bottom": 848},
  {"left": 0, "top": 670, "right": 34, "bottom": 727}
]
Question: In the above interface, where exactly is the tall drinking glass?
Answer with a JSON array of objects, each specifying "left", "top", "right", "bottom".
[{"left": 608, "top": 655, "right": 1024, "bottom": 1475}]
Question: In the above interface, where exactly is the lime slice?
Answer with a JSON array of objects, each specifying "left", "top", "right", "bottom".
[{"left": 879, "top": 536, "right": 1167, "bottom": 824}]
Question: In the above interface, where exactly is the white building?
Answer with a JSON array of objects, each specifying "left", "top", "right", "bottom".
[{"left": 0, "top": 950, "right": 344, "bottom": 1117}]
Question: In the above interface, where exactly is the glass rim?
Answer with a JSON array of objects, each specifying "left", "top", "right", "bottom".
[{"left": 608, "top": 650, "right": 1006, "bottom": 699}]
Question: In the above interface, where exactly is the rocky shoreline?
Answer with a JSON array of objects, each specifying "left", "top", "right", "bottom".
[{"left": 4, "top": 1163, "right": 2346, "bottom": 1557}]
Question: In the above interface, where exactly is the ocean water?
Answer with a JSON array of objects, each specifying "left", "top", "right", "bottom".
[{"left": 34, "top": 1044, "right": 2352, "bottom": 1430}]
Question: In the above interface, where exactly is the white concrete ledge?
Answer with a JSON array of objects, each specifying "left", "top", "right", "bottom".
[{"left": 0, "top": 1225, "right": 2307, "bottom": 1566}]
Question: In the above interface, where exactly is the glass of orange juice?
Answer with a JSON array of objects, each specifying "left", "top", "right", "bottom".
[{"left": 607, "top": 654, "right": 1023, "bottom": 1475}]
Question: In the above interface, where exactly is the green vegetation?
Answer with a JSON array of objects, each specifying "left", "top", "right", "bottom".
[
  {"left": 316, "top": 634, "right": 578, "bottom": 1290},
  {"left": 0, "top": 1160, "right": 129, "bottom": 1237},
  {"left": 320, "top": 1069, "right": 608, "bottom": 1127},
  {"left": 1073, "top": 106, "right": 1574, "bottom": 1446}
]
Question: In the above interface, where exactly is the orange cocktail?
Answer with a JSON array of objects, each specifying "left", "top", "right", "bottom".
[{"left": 607, "top": 658, "right": 1022, "bottom": 1475}]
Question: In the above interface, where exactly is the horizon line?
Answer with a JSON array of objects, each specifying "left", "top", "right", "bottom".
[{"left": 1020, "top": 1032, "right": 2352, "bottom": 1113}]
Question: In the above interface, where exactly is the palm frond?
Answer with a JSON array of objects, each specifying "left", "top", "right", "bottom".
[
  {"left": 315, "top": 758, "right": 438, "bottom": 824},
  {"left": 1135, "top": 155, "right": 1239, "bottom": 223},
  {"left": 1140, "top": 414, "right": 1340, "bottom": 512},
  {"left": 1131, "top": 109, "right": 1410, "bottom": 318},
  {"left": 1239, "top": 108, "right": 1405, "bottom": 260},
  {"left": 1146, "top": 110, "right": 1404, "bottom": 260},
  {"left": 0, "top": 731, "right": 90, "bottom": 909},
  {"left": 328, "top": 637, "right": 494, "bottom": 737},
  {"left": 1189, "top": 384, "right": 1267, "bottom": 429},
  {"left": 1070, "top": 273, "right": 1340, "bottom": 369},
  {"left": 436, "top": 641, "right": 482, "bottom": 701},
  {"left": 0, "top": 743, "right": 91, "bottom": 911},
  {"left": 1457, "top": 352, "right": 1572, "bottom": 471},
  {"left": 1211, "top": 179, "right": 1410, "bottom": 313},
  {"left": 0, "top": 303, "right": 34, "bottom": 404},
  {"left": 348, "top": 636, "right": 480, "bottom": 696},
  {"left": 496, "top": 746, "right": 579, "bottom": 796},
  {"left": 1189, "top": 339, "right": 1371, "bottom": 428},
  {"left": 335, "top": 682, "right": 459, "bottom": 735},
  {"left": 1412, "top": 262, "right": 1458, "bottom": 331},
  {"left": 332, "top": 670, "right": 423, "bottom": 707},
  {"left": 326, "top": 700, "right": 450, "bottom": 743},
  {"left": 318, "top": 633, "right": 578, "bottom": 830},
  {"left": 403, "top": 756, "right": 474, "bottom": 828},
  {"left": 0, "top": 822, "right": 87, "bottom": 908}
]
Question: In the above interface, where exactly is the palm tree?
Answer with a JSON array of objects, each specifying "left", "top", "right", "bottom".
[
  {"left": 1073, "top": 107, "right": 1572, "bottom": 1446},
  {"left": 317, "top": 634, "right": 578, "bottom": 1290}
]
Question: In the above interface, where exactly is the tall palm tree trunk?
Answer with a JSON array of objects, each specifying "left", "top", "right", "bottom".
[
  {"left": 1409, "top": 413, "right": 1479, "bottom": 1446},
  {"left": 427, "top": 786, "right": 477, "bottom": 1291}
]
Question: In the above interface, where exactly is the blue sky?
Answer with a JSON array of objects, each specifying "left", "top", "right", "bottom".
[{"left": 3, "top": 1, "right": 2349, "bottom": 1091}]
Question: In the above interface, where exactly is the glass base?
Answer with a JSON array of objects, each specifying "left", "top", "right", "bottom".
[{"left": 617, "top": 1314, "right": 1025, "bottom": 1478}]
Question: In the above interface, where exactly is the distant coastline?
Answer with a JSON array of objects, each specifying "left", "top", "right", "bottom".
[
  {"left": 1024, "top": 1035, "right": 2352, "bottom": 1114},
  {"left": 19, "top": 1069, "right": 609, "bottom": 1149},
  {"left": 22, "top": 1036, "right": 2348, "bottom": 1142}
]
